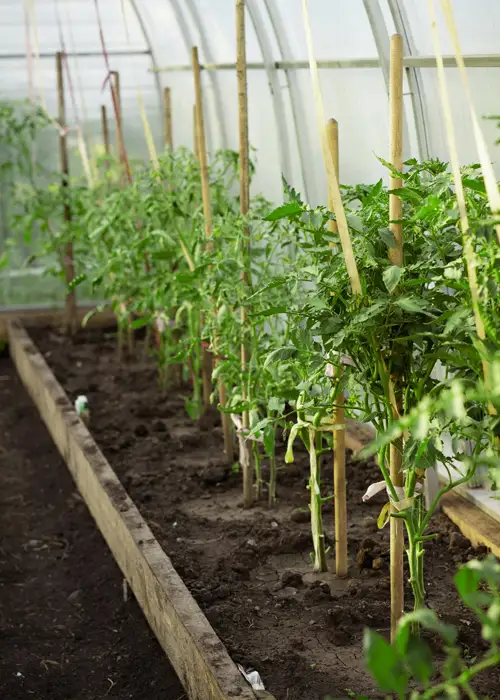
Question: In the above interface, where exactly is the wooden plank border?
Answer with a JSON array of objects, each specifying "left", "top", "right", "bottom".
[
  {"left": 8, "top": 320, "right": 274, "bottom": 700},
  {"left": 0, "top": 305, "right": 116, "bottom": 342}
]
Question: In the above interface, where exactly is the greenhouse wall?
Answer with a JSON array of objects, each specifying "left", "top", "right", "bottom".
[{"left": 1, "top": 0, "right": 500, "bottom": 307}]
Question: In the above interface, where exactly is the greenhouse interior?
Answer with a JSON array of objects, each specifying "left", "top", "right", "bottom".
[{"left": 1, "top": 1, "right": 500, "bottom": 699}]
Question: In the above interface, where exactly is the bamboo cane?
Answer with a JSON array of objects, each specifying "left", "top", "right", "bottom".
[
  {"left": 236, "top": 0, "right": 254, "bottom": 507},
  {"left": 101, "top": 104, "right": 110, "bottom": 156},
  {"left": 192, "top": 47, "right": 234, "bottom": 460},
  {"left": 389, "top": 33, "right": 405, "bottom": 642},
  {"left": 112, "top": 71, "right": 123, "bottom": 163},
  {"left": 163, "top": 87, "right": 173, "bottom": 149},
  {"left": 191, "top": 46, "right": 214, "bottom": 408},
  {"left": 193, "top": 104, "right": 199, "bottom": 159},
  {"left": 326, "top": 118, "right": 348, "bottom": 578},
  {"left": 56, "top": 51, "right": 77, "bottom": 336}
]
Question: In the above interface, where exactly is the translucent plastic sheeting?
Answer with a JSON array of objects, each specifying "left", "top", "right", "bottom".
[
  {"left": 420, "top": 67, "right": 500, "bottom": 168},
  {"left": 2, "top": 0, "right": 500, "bottom": 308},
  {"left": 399, "top": 0, "right": 500, "bottom": 55}
]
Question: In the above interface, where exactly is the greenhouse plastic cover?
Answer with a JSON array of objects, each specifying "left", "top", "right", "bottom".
[{"left": 1, "top": 0, "right": 500, "bottom": 305}]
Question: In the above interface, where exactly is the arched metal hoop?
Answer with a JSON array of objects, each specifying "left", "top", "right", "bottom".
[
  {"left": 387, "top": 0, "right": 431, "bottom": 160},
  {"left": 246, "top": 0, "right": 292, "bottom": 189},
  {"left": 127, "top": 0, "right": 163, "bottom": 126},
  {"left": 261, "top": 0, "right": 314, "bottom": 202}
]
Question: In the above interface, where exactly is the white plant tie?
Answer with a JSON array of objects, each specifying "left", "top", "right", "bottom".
[
  {"left": 237, "top": 664, "right": 265, "bottom": 691},
  {"left": 362, "top": 480, "right": 422, "bottom": 511},
  {"left": 325, "top": 353, "right": 355, "bottom": 377},
  {"left": 230, "top": 414, "right": 263, "bottom": 443}
]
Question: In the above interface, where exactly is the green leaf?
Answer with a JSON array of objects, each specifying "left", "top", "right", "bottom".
[
  {"left": 264, "top": 346, "right": 297, "bottom": 369},
  {"left": 251, "top": 306, "right": 289, "bottom": 318},
  {"left": 405, "top": 635, "right": 433, "bottom": 684},
  {"left": 130, "top": 317, "right": 151, "bottom": 329},
  {"left": 463, "top": 177, "right": 486, "bottom": 194},
  {"left": 0, "top": 252, "right": 8, "bottom": 268},
  {"left": 376, "top": 155, "right": 405, "bottom": 180},
  {"left": 264, "top": 202, "right": 304, "bottom": 221},
  {"left": 389, "top": 187, "right": 423, "bottom": 205},
  {"left": 395, "top": 296, "right": 430, "bottom": 315},
  {"left": 263, "top": 423, "right": 276, "bottom": 457},
  {"left": 268, "top": 397, "right": 285, "bottom": 414},
  {"left": 363, "top": 629, "right": 408, "bottom": 694},
  {"left": 379, "top": 227, "right": 396, "bottom": 249},
  {"left": 246, "top": 276, "right": 287, "bottom": 301},
  {"left": 383, "top": 265, "right": 403, "bottom": 294},
  {"left": 399, "top": 608, "right": 457, "bottom": 646}
]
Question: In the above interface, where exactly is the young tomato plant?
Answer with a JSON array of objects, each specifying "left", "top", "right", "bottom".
[
  {"left": 263, "top": 159, "right": 499, "bottom": 596},
  {"left": 365, "top": 554, "right": 500, "bottom": 699}
]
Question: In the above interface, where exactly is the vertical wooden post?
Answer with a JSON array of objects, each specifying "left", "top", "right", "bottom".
[
  {"left": 326, "top": 118, "right": 348, "bottom": 578},
  {"left": 236, "top": 0, "right": 254, "bottom": 507},
  {"left": 389, "top": 33, "right": 405, "bottom": 642},
  {"left": 193, "top": 104, "right": 199, "bottom": 159},
  {"left": 163, "top": 87, "right": 173, "bottom": 149},
  {"left": 192, "top": 47, "right": 233, "bottom": 460},
  {"left": 101, "top": 104, "right": 110, "bottom": 165},
  {"left": 192, "top": 46, "right": 214, "bottom": 410},
  {"left": 56, "top": 51, "right": 77, "bottom": 336},
  {"left": 112, "top": 71, "right": 122, "bottom": 160}
]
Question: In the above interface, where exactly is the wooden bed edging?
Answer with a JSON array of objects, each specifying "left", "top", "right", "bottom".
[
  {"left": 8, "top": 321, "right": 275, "bottom": 700},
  {"left": 0, "top": 305, "right": 116, "bottom": 342}
]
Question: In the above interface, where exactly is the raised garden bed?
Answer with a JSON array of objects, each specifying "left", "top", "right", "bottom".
[
  {"left": 13, "top": 323, "right": 500, "bottom": 699},
  {"left": 0, "top": 350, "right": 184, "bottom": 700}
]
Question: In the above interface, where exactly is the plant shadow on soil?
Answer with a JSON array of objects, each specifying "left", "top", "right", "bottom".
[{"left": 31, "top": 326, "right": 500, "bottom": 700}]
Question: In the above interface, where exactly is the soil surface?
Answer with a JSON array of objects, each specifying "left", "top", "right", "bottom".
[
  {"left": 31, "top": 327, "right": 500, "bottom": 699},
  {"left": 0, "top": 353, "right": 185, "bottom": 700}
]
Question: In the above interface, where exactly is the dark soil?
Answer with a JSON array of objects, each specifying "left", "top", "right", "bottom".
[
  {"left": 0, "top": 355, "right": 185, "bottom": 700},
  {"left": 30, "top": 327, "right": 500, "bottom": 699}
]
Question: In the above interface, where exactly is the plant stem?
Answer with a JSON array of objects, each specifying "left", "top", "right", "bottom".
[
  {"left": 422, "top": 652, "right": 500, "bottom": 698},
  {"left": 252, "top": 440, "right": 262, "bottom": 500},
  {"left": 268, "top": 450, "right": 277, "bottom": 507},
  {"left": 310, "top": 428, "right": 327, "bottom": 572}
]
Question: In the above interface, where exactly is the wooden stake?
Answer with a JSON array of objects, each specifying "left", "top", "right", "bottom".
[
  {"left": 193, "top": 104, "right": 199, "bottom": 159},
  {"left": 112, "top": 71, "right": 123, "bottom": 161},
  {"left": 389, "top": 33, "right": 405, "bottom": 642},
  {"left": 192, "top": 46, "right": 214, "bottom": 409},
  {"left": 101, "top": 104, "right": 110, "bottom": 155},
  {"left": 326, "top": 118, "right": 348, "bottom": 578},
  {"left": 192, "top": 48, "right": 233, "bottom": 459},
  {"left": 236, "top": 0, "right": 254, "bottom": 507},
  {"left": 163, "top": 87, "right": 173, "bottom": 149},
  {"left": 56, "top": 51, "right": 77, "bottom": 336}
]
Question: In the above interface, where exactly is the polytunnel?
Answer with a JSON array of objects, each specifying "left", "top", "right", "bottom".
[{"left": 1, "top": 3, "right": 500, "bottom": 700}]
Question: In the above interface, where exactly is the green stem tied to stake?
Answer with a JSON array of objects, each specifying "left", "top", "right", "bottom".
[{"left": 309, "top": 428, "right": 327, "bottom": 572}]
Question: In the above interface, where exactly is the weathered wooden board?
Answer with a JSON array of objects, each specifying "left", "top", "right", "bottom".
[
  {"left": 441, "top": 491, "right": 500, "bottom": 557},
  {"left": 9, "top": 321, "right": 273, "bottom": 700},
  {"left": 0, "top": 305, "right": 115, "bottom": 342}
]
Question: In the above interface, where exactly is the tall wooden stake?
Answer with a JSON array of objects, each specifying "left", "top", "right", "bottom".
[
  {"left": 389, "top": 33, "right": 405, "bottom": 642},
  {"left": 192, "top": 46, "right": 214, "bottom": 410},
  {"left": 193, "top": 104, "right": 199, "bottom": 159},
  {"left": 192, "top": 47, "right": 233, "bottom": 460},
  {"left": 236, "top": 0, "right": 254, "bottom": 507},
  {"left": 112, "top": 71, "right": 123, "bottom": 161},
  {"left": 163, "top": 87, "right": 173, "bottom": 149},
  {"left": 326, "top": 118, "right": 348, "bottom": 578},
  {"left": 56, "top": 51, "right": 77, "bottom": 336},
  {"left": 101, "top": 104, "right": 110, "bottom": 167}
]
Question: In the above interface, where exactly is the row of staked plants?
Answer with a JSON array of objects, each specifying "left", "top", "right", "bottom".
[{"left": 3, "top": 98, "right": 500, "bottom": 698}]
